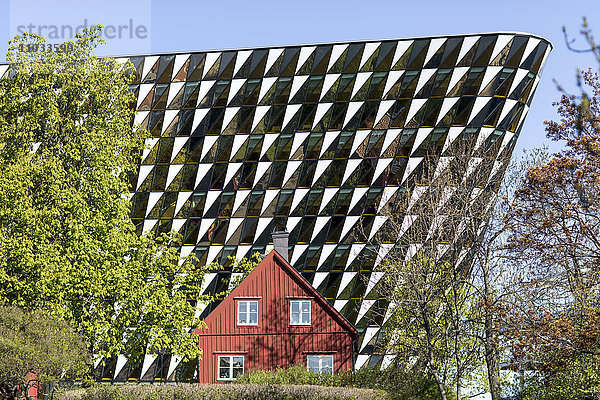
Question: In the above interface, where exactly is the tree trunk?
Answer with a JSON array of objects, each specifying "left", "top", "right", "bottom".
[
  {"left": 429, "top": 361, "right": 448, "bottom": 400},
  {"left": 484, "top": 321, "right": 500, "bottom": 400},
  {"left": 483, "top": 261, "right": 501, "bottom": 400},
  {"left": 423, "top": 311, "right": 448, "bottom": 400}
]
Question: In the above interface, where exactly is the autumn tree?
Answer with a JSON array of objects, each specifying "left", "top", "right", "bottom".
[
  {"left": 505, "top": 69, "right": 600, "bottom": 398},
  {"left": 0, "top": 27, "right": 207, "bottom": 362}
]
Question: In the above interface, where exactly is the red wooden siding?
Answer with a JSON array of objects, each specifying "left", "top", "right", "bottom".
[{"left": 195, "top": 251, "right": 357, "bottom": 384}]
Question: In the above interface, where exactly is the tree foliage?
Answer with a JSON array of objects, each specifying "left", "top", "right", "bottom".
[
  {"left": 506, "top": 69, "right": 600, "bottom": 397},
  {"left": 0, "top": 27, "right": 207, "bottom": 361},
  {"left": 0, "top": 305, "right": 89, "bottom": 400}
]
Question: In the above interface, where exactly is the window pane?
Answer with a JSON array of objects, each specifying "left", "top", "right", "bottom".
[
  {"left": 301, "top": 301, "right": 310, "bottom": 313},
  {"left": 233, "top": 367, "right": 243, "bottom": 378},
  {"left": 239, "top": 302, "right": 247, "bottom": 313},
  {"left": 307, "top": 356, "right": 320, "bottom": 372},
  {"left": 302, "top": 312, "right": 310, "bottom": 324},
  {"left": 291, "top": 313, "right": 300, "bottom": 324},
  {"left": 249, "top": 311, "right": 258, "bottom": 324},
  {"left": 249, "top": 301, "right": 258, "bottom": 312},
  {"left": 219, "top": 367, "right": 230, "bottom": 379},
  {"left": 233, "top": 356, "right": 244, "bottom": 367},
  {"left": 219, "top": 357, "right": 230, "bottom": 368},
  {"left": 291, "top": 301, "right": 299, "bottom": 312}
]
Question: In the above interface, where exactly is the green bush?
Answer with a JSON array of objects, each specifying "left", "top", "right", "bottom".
[
  {"left": 236, "top": 363, "right": 449, "bottom": 400},
  {"left": 352, "top": 366, "right": 451, "bottom": 400},
  {"left": 236, "top": 363, "right": 352, "bottom": 387},
  {"left": 57, "top": 383, "right": 386, "bottom": 400},
  {"left": 515, "top": 355, "right": 600, "bottom": 400}
]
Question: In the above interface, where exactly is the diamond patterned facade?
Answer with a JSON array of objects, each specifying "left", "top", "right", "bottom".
[{"left": 88, "top": 33, "right": 551, "bottom": 380}]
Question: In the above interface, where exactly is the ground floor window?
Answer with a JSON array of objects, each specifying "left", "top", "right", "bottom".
[
  {"left": 307, "top": 354, "right": 334, "bottom": 374},
  {"left": 218, "top": 355, "right": 244, "bottom": 380}
]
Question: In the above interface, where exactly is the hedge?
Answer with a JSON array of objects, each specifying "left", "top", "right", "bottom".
[{"left": 57, "top": 383, "right": 387, "bottom": 400}]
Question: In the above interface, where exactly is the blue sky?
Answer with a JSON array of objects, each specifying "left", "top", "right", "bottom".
[{"left": 2, "top": 0, "right": 600, "bottom": 153}]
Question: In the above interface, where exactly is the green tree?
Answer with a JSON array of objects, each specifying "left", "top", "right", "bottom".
[
  {"left": 0, "top": 305, "right": 90, "bottom": 400},
  {"left": 0, "top": 27, "right": 207, "bottom": 362}
]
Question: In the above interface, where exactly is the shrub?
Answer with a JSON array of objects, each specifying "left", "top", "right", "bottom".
[
  {"left": 236, "top": 363, "right": 449, "bottom": 400},
  {"left": 57, "top": 383, "right": 386, "bottom": 400},
  {"left": 236, "top": 363, "right": 352, "bottom": 387},
  {"left": 352, "top": 366, "right": 450, "bottom": 400}
]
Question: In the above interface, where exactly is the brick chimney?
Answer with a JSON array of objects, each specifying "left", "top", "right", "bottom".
[{"left": 272, "top": 231, "right": 290, "bottom": 263}]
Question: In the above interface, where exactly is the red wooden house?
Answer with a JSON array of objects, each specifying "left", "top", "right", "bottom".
[{"left": 195, "top": 244, "right": 357, "bottom": 383}]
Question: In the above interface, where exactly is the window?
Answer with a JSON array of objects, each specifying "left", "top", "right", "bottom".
[
  {"left": 218, "top": 355, "right": 244, "bottom": 380},
  {"left": 307, "top": 355, "right": 333, "bottom": 374},
  {"left": 290, "top": 300, "right": 311, "bottom": 325},
  {"left": 237, "top": 300, "right": 258, "bottom": 326}
]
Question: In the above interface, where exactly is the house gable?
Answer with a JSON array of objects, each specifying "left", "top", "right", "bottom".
[{"left": 197, "top": 250, "right": 357, "bottom": 337}]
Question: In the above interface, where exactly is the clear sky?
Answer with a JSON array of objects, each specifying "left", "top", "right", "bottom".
[{"left": 2, "top": 0, "right": 600, "bottom": 154}]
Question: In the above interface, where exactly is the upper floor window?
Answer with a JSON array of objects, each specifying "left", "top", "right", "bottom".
[
  {"left": 218, "top": 355, "right": 244, "bottom": 380},
  {"left": 290, "top": 300, "right": 311, "bottom": 325},
  {"left": 307, "top": 354, "right": 333, "bottom": 374},
  {"left": 237, "top": 300, "right": 258, "bottom": 326}
]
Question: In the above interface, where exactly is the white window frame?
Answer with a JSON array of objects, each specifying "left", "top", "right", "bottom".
[
  {"left": 217, "top": 355, "right": 245, "bottom": 381},
  {"left": 307, "top": 354, "right": 334, "bottom": 374},
  {"left": 237, "top": 300, "right": 259, "bottom": 326},
  {"left": 290, "top": 300, "right": 311, "bottom": 326}
]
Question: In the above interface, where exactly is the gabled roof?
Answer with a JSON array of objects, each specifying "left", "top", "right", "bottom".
[{"left": 201, "top": 250, "right": 357, "bottom": 336}]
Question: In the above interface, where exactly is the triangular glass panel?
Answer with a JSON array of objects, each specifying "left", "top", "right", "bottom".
[
  {"left": 312, "top": 45, "right": 333, "bottom": 75},
  {"left": 157, "top": 55, "right": 174, "bottom": 83},
  {"left": 343, "top": 43, "right": 365, "bottom": 74},
  {"left": 265, "top": 51, "right": 285, "bottom": 77},
  {"left": 407, "top": 39, "right": 430, "bottom": 70},
  {"left": 504, "top": 36, "right": 528, "bottom": 68},
  {"left": 297, "top": 50, "right": 315, "bottom": 75},
  {"left": 142, "top": 58, "right": 159, "bottom": 83},
  {"left": 152, "top": 83, "right": 169, "bottom": 109},
  {"left": 439, "top": 37, "right": 463, "bottom": 68},
  {"left": 457, "top": 38, "right": 480, "bottom": 67},
  {"left": 375, "top": 42, "right": 396, "bottom": 71},
  {"left": 217, "top": 52, "right": 236, "bottom": 80},
  {"left": 280, "top": 47, "right": 301, "bottom": 76},
  {"left": 249, "top": 49, "right": 268, "bottom": 79},
  {"left": 424, "top": 41, "right": 447, "bottom": 69},
  {"left": 472, "top": 36, "right": 497, "bottom": 66},
  {"left": 187, "top": 53, "right": 206, "bottom": 81},
  {"left": 129, "top": 56, "right": 144, "bottom": 84},
  {"left": 360, "top": 45, "right": 381, "bottom": 73},
  {"left": 172, "top": 57, "right": 189, "bottom": 82}
]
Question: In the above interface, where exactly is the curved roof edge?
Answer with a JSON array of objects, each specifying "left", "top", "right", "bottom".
[{"left": 106, "top": 31, "right": 552, "bottom": 60}]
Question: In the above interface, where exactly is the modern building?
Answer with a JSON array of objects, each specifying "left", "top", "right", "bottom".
[
  {"left": 196, "top": 233, "right": 357, "bottom": 383},
  {"left": 95, "top": 32, "right": 550, "bottom": 380}
]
